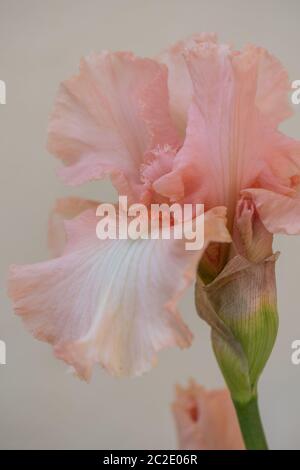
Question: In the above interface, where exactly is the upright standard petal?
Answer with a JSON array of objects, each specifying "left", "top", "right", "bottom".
[
  {"left": 8, "top": 205, "right": 230, "bottom": 380},
  {"left": 47, "top": 52, "right": 180, "bottom": 203},
  {"left": 159, "top": 33, "right": 217, "bottom": 136},
  {"left": 155, "top": 39, "right": 295, "bottom": 230}
]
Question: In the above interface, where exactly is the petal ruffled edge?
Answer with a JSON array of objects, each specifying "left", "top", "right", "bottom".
[
  {"left": 242, "top": 188, "right": 300, "bottom": 235},
  {"left": 8, "top": 205, "right": 230, "bottom": 380}
]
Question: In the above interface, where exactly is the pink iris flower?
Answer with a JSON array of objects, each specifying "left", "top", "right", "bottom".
[{"left": 8, "top": 33, "right": 300, "bottom": 380}]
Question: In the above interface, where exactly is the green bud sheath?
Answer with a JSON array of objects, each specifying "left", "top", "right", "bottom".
[{"left": 195, "top": 253, "right": 279, "bottom": 449}]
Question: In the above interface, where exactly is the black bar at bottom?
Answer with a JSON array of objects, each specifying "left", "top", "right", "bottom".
[{"left": 0, "top": 449, "right": 293, "bottom": 466}]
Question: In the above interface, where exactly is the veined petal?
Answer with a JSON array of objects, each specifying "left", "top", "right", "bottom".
[
  {"left": 155, "top": 39, "right": 294, "bottom": 225},
  {"left": 8, "top": 207, "right": 229, "bottom": 380},
  {"left": 47, "top": 52, "right": 180, "bottom": 202},
  {"left": 159, "top": 33, "right": 217, "bottom": 136},
  {"left": 248, "top": 44, "right": 292, "bottom": 126},
  {"left": 242, "top": 188, "right": 300, "bottom": 235},
  {"left": 48, "top": 196, "right": 99, "bottom": 257}
]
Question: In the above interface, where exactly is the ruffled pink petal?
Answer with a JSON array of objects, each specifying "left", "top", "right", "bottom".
[
  {"left": 242, "top": 188, "right": 300, "bottom": 235},
  {"left": 8, "top": 207, "right": 230, "bottom": 380},
  {"left": 47, "top": 52, "right": 180, "bottom": 202},
  {"left": 248, "top": 44, "right": 292, "bottom": 126},
  {"left": 159, "top": 33, "right": 217, "bottom": 136},
  {"left": 256, "top": 132, "right": 300, "bottom": 195},
  {"left": 154, "top": 102, "right": 219, "bottom": 206},
  {"left": 48, "top": 197, "right": 99, "bottom": 257},
  {"left": 155, "top": 39, "right": 294, "bottom": 223},
  {"left": 172, "top": 380, "right": 244, "bottom": 450}
]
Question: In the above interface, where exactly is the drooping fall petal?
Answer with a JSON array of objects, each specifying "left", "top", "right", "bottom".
[
  {"left": 172, "top": 381, "right": 244, "bottom": 450},
  {"left": 47, "top": 52, "right": 180, "bottom": 203},
  {"left": 8, "top": 205, "right": 230, "bottom": 380}
]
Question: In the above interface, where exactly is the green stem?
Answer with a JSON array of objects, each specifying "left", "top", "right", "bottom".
[{"left": 233, "top": 396, "right": 268, "bottom": 450}]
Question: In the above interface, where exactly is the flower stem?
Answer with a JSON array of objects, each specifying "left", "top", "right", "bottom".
[{"left": 233, "top": 396, "right": 268, "bottom": 450}]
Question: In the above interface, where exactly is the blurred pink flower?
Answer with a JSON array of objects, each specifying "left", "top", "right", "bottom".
[{"left": 172, "top": 380, "right": 244, "bottom": 450}]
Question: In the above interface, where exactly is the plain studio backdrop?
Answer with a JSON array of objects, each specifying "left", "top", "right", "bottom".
[{"left": 1, "top": 0, "right": 300, "bottom": 450}]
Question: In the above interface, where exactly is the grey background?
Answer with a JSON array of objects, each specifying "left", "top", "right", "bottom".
[{"left": 1, "top": 0, "right": 300, "bottom": 449}]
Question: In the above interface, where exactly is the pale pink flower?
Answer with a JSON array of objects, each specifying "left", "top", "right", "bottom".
[
  {"left": 8, "top": 34, "right": 299, "bottom": 380},
  {"left": 8, "top": 46, "right": 230, "bottom": 380},
  {"left": 172, "top": 381, "right": 244, "bottom": 450}
]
